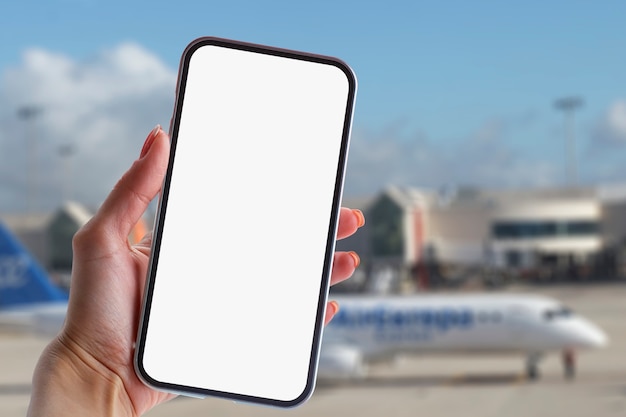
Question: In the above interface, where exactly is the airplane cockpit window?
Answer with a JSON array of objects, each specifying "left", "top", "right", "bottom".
[{"left": 543, "top": 306, "right": 573, "bottom": 321}]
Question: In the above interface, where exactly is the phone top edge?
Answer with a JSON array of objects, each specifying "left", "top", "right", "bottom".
[{"left": 181, "top": 36, "right": 357, "bottom": 90}]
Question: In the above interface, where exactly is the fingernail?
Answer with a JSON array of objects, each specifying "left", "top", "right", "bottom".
[
  {"left": 329, "top": 301, "right": 340, "bottom": 316},
  {"left": 348, "top": 251, "right": 360, "bottom": 268},
  {"left": 352, "top": 209, "right": 365, "bottom": 228},
  {"left": 140, "top": 125, "right": 161, "bottom": 158}
]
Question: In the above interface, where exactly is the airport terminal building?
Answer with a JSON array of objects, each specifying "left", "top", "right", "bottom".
[
  {"left": 3, "top": 185, "right": 626, "bottom": 293},
  {"left": 338, "top": 184, "right": 626, "bottom": 292}
]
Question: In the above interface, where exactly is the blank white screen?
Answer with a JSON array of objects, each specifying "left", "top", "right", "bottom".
[{"left": 141, "top": 44, "right": 352, "bottom": 402}]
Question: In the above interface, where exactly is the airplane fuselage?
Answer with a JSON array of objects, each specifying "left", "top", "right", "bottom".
[{"left": 324, "top": 294, "right": 607, "bottom": 359}]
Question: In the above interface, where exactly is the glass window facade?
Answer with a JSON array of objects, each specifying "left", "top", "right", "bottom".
[{"left": 492, "top": 220, "right": 599, "bottom": 239}]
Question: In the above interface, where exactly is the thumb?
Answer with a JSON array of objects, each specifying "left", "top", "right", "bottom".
[{"left": 91, "top": 125, "right": 170, "bottom": 245}]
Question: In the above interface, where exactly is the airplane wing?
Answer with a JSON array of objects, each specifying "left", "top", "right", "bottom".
[{"left": 0, "top": 303, "right": 67, "bottom": 335}]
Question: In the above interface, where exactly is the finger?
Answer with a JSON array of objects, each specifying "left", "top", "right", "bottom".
[
  {"left": 92, "top": 126, "right": 170, "bottom": 243},
  {"left": 330, "top": 251, "right": 360, "bottom": 286},
  {"left": 336, "top": 207, "right": 365, "bottom": 240},
  {"left": 324, "top": 301, "right": 340, "bottom": 325}
]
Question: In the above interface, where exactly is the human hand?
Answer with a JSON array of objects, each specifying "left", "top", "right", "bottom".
[{"left": 28, "top": 126, "right": 365, "bottom": 417}]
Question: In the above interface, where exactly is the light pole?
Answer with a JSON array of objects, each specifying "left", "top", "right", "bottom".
[
  {"left": 554, "top": 97, "right": 584, "bottom": 186},
  {"left": 17, "top": 105, "right": 43, "bottom": 213},
  {"left": 58, "top": 144, "right": 75, "bottom": 203}
]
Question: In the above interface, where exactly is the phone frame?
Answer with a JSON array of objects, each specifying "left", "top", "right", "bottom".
[{"left": 134, "top": 36, "right": 357, "bottom": 407}]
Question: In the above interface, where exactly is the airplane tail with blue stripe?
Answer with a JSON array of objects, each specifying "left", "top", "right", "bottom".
[{"left": 0, "top": 222, "right": 68, "bottom": 308}]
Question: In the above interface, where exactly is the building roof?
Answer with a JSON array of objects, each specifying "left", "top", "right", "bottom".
[
  {"left": 56, "top": 201, "right": 93, "bottom": 227},
  {"left": 381, "top": 185, "right": 432, "bottom": 209}
]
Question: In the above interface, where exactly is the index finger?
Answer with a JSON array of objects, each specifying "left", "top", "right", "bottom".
[{"left": 93, "top": 128, "right": 170, "bottom": 243}]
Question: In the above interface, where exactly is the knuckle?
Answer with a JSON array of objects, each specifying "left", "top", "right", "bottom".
[{"left": 72, "top": 220, "right": 116, "bottom": 259}]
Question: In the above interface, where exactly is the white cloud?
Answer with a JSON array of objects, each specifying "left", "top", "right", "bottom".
[
  {"left": 592, "top": 100, "right": 626, "bottom": 146},
  {"left": 0, "top": 43, "right": 176, "bottom": 212},
  {"left": 579, "top": 99, "right": 626, "bottom": 183},
  {"left": 607, "top": 102, "right": 626, "bottom": 135},
  {"left": 343, "top": 120, "right": 559, "bottom": 196},
  {"left": 0, "top": 43, "right": 563, "bottom": 212}
]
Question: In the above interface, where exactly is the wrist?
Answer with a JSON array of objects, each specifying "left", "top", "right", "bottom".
[{"left": 28, "top": 334, "right": 136, "bottom": 417}]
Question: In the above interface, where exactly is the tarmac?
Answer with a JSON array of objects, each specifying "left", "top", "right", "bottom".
[{"left": 2, "top": 283, "right": 625, "bottom": 417}]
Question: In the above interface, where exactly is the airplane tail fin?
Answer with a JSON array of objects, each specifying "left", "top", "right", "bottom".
[{"left": 0, "top": 222, "right": 68, "bottom": 308}]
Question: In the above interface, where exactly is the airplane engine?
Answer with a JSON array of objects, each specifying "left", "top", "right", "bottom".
[{"left": 318, "top": 345, "right": 366, "bottom": 380}]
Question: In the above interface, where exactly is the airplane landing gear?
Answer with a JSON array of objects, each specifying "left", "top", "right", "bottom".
[
  {"left": 526, "top": 352, "right": 543, "bottom": 380},
  {"left": 562, "top": 348, "right": 576, "bottom": 379}
]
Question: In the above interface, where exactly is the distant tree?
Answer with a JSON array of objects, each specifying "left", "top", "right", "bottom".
[{"left": 369, "top": 195, "right": 404, "bottom": 257}]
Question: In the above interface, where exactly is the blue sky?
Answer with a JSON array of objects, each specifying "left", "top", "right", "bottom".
[{"left": 2, "top": 1, "right": 626, "bottom": 210}]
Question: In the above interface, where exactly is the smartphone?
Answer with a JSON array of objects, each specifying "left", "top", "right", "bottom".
[{"left": 134, "top": 37, "right": 357, "bottom": 407}]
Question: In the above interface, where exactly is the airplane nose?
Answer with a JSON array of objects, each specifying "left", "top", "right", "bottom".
[
  {"left": 586, "top": 327, "right": 609, "bottom": 348},
  {"left": 575, "top": 320, "right": 609, "bottom": 349}
]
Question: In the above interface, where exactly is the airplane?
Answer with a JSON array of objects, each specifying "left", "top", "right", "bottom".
[
  {"left": 0, "top": 222, "right": 68, "bottom": 335},
  {"left": 0, "top": 221, "right": 609, "bottom": 382},
  {"left": 319, "top": 294, "right": 608, "bottom": 381}
]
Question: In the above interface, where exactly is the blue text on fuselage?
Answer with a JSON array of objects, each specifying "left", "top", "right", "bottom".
[{"left": 331, "top": 306, "right": 474, "bottom": 332}]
